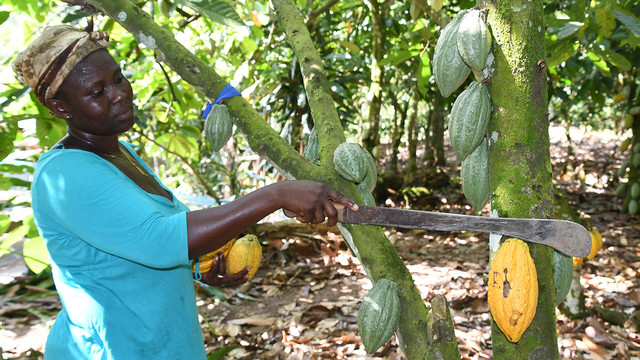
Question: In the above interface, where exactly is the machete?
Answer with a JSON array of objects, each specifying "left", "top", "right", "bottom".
[{"left": 328, "top": 204, "right": 591, "bottom": 258}]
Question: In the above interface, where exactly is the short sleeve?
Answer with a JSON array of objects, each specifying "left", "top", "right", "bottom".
[{"left": 32, "top": 150, "right": 188, "bottom": 268}]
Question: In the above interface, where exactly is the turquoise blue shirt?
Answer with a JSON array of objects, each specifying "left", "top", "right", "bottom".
[{"left": 32, "top": 142, "right": 206, "bottom": 360}]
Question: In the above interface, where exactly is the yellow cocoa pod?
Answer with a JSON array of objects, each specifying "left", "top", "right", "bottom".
[
  {"left": 226, "top": 234, "right": 262, "bottom": 280},
  {"left": 621, "top": 138, "right": 631, "bottom": 152},
  {"left": 192, "top": 240, "right": 235, "bottom": 274},
  {"left": 573, "top": 257, "right": 584, "bottom": 267},
  {"left": 488, "top": 238, "right": 538, "bottom": 343},
  {"left": 586, "top": 230, "right": 603, "bottom": 260}
]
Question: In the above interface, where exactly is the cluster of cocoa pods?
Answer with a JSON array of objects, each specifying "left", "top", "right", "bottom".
[{"left": 434, "top": 9, "right": 492, "bottom": 211}]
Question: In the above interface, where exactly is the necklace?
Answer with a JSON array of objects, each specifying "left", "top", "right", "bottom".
[{"left": 101, "top": 149, "right": 150, "bottom": 177}]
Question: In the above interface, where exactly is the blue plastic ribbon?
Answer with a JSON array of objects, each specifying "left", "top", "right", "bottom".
[
  {"left": 193, "top": 257, "right": 202, "bottom": 281},
  {"left": 202, "top": 84, "right": 242, "bottom": 119}
]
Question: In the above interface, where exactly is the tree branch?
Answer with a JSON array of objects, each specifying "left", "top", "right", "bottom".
[{"left": 84, "top": 0, "right": 321, "bottom": 181}]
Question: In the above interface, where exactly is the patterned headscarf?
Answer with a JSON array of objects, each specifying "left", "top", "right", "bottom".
[{"left": 12, "top": 24, "right": 110, "bottom": 104}]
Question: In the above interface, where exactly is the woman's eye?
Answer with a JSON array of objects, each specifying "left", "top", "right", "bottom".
[
  {"left": 115, "top": 76, "right": 124, "bottom": 84},
  {"left": 92, "top": 88, "right": 104, "bottom": 97}
]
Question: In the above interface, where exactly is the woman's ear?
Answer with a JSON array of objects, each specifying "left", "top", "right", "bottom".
[{"left": 45, "top": 98, "right": 70, "bottom": 120}]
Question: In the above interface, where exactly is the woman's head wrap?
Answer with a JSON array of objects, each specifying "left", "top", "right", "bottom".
[{"left": 12, "top": 24, "right": 110, "bottom": 104}]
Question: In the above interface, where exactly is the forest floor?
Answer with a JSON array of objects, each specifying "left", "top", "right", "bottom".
[{"left": 1, "top": 125, "right": 639, "bottom": 360}]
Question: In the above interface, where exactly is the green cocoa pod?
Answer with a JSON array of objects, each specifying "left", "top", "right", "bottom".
[
  {"left": 457, "top": 9, "right": 492, "bottom": 72},
  {"left": 553, "top": 250, "right": 573, "bottom": 306},
  {"left": 449, "top": 81, "right": 491, "bottom": 161},
  {"left": 303, "top": 127, "right": 320, "bottom": 163},
  {"left": 633, "top": 153, "right": 640, "bottom": 167},
  {"left": 634, "top": 143, "right": 640, "bottom": 153},
  {"left": 615, "top": 183, "right": 628, "bottom": 197},
  {"left": 360, "top": 147, "right": 377, "bottom": 192},
  {"left": 433, "top": 10, "right": 471, "bottom": 98},
  {"left": 623, "top": 115, "right": 634, "bottom": 129},
  {"left": 333, "top": 143, "right": 369, "bottom": 183},
  {"left": 631, "top": 182, "right": 640, "bottom": 199},
  {"left": 461, "top": 137, "right": 490, "bottom": 210},
  {"left": 357, "top": 182, "right": 376, "bottom": 206},
  {"left": 628, "top": 199, "right": 638, "bottom": 215},
  {"left": 204, "top": 104, "right": 233, "bottom": 152},
  {"left": 630, "top": 106, "right": 640, "bottom": 116},
  {"left": 357, "top": 279, "right": 400, "bottom": 354}
]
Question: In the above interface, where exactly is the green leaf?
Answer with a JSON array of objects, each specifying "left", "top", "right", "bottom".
[
  {"left": 0, "top": 214, "right": 11, "bottom": 234},
  {"left": 0, "top": 11, "right": 9, "bottom": 26},
  {"left": 379, "top": 50, "right": 415, "bottom": 66},
  {"left": 207, "top": 345, "right": 239, "bottom": 360},
  {"left": 0, "top": 224, "right": 27, "bottom": 258},
  {"left": 547, "top": 38, "right": 577, "bottom": 67},
  {"left": 612, "top": 9, "right": 640, "bottom": 39},
  {"left": 587, "top": 51, "right": 611, "bottom": 77},
  {"left": 595, "top": 6, "right": 616, "bottom": 38},
  {"left": 593, "top": 47, "right": 632, "bottom": 71},
  {"left": 175, "top": 0, "right": 245, "bottom": 27},
  {"left": 556, "top": 21, "right": 584, "bottom": 39},
  {"left": 23, "top": 236, "right": 50, "bottom": 274}
]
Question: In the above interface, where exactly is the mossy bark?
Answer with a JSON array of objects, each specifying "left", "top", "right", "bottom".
[
  {"left": 478, "top": 0, "right": 560, "bottom": 359},
  {"left": 87, "top": 0, "right": 433, "bottom": 357}
]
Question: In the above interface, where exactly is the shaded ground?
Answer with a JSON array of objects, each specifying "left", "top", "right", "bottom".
[{"left": 1, "top": 125, "right": 639, "bottom": 359}]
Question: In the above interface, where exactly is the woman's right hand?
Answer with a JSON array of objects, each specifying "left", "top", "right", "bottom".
[{"left": 276, "top": 180, "right": 357, "bottom": 226}]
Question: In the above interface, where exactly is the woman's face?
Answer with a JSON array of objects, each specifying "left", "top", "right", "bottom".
[{"left": 53, "top": 49, "right": 134, "bottom": 136}]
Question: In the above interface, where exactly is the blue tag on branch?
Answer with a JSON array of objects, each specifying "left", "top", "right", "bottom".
[{"left": 202, "top": 84, "right": 242, "bottom": 119}]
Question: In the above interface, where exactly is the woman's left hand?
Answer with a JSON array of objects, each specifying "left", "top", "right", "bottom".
[{"left": 198, "top": 253, "right": 250, "bottom": 287}]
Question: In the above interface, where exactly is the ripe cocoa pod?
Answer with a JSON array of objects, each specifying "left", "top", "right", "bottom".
[
  {"left": 357, "top": 279, "right": 400, "bottom": 354},
  {"left": 226, "top": 234, "right": 262, "bottom": 280},
  {"left": 457, "top": 10, "right": 492, "bottom": 72},
  {"left": 449, "top": 81, "right": 491, "bottom": 161},
  {"left": 192, "top": 240, "right": 235, "bottom": 274},
  {"left": 333, "top": 142, "right": 369, "bottom": 183},
  {"left": 433, "top": 10, "right": 471, "bottom": 98},
  {"left": 461, "top": 137, "right": 490, "bottom": 211},
  {"left": 303, "top": 127, "right": 320, "bottom": 163},
  {"left": 204, "top": 104, "right": 233, "bottom": 152},
  {"left": 488, "top": 238, "right": 538, "bottom": 343}
]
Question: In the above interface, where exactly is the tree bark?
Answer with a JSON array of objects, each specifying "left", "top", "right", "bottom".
[{"left": 479, "top": 0, "right": 559, "bottom": 358}]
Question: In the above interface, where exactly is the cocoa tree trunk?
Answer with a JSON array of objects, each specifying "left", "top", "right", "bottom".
[
  {"left": 479, "top": 0, "right": 560, "bottom": 358},
  {"left": 84, "top": 0, "right": 436, "bottom": 357}
]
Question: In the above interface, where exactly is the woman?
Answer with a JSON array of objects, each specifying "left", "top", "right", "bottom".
[{"left": 13, "top": 25, "right": 357, "bottom": 359}]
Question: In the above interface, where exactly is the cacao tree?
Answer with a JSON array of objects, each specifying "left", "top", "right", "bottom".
[{"left": 479, "top": 0, "right": 560, "bottom": 358}]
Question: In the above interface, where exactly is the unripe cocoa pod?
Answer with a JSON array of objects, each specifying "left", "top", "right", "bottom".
[
  {"left": 357, "top": 279, "right": 400, "bottom": 354},
  {"left": 333, "top": 143, "right": 369, "bottom": 183},
  {"left": 433, "top": 10, "right": 471, "bottom": 98},
  {"left": 303, "top": 127, "right": 320, "bottom": 163},
  {"left": 204, "top": 104, "right": 233, "bottom": 152},
  {"left": 461, "top": 137, "right": 490, "bottom": 211},
  {"left": 457, "top": 10, "right": 492, "bottom": 72},
  {"left": 449, "top": 81, "right": 491, "bottom": 161}
]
